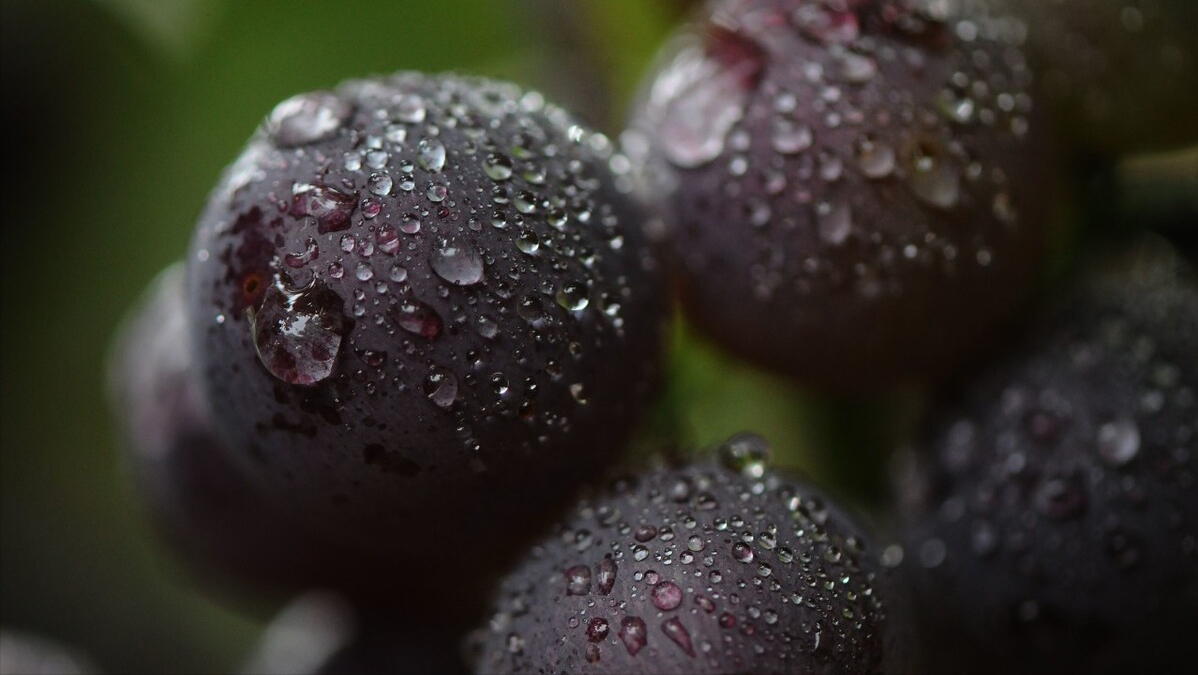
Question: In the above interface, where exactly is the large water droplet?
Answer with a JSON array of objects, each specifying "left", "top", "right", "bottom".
[
  {"left": 429, "top": 240, "right": 485, "bottom": 286},
  {"left": 772, "top": 118, "right": 814, "bottom": 154},
  {"left": 657, "top": 27, "right": 764, "bottom": 168},
  {"left": 289, "top": 183, "right": 358, "bottom": 233},
  {"left": 250, "top": 279, "right": 347, "bottom": 386},
  {"left": 424, "top": 367, "right": 458, "bottom": 408},
  {"left": 266, "top": 92, "right": 352, "bottom": 147}
]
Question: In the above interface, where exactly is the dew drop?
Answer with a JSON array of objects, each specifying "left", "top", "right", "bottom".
[
  {"left": 482, "top": 153, "right": 514, "bottom": 181},
  {"left": 250, "top": 279, "right": 347, "bottom": 386},
  {"left": 1098, "top": 417, "right": 1141, "bottom": 467},
  {"left": 717, "top": 432, "right": 770, "bottom": 478},
  {"left": 392, "top": 300, "right": 443, "bottom": 339},
  {"left": 618, "top": 617, "right": 648, "bottom": 656},
  {"left": 429, "top": 240, "right": 485, "bottom": 286},
  {"left": 565, "top": 565, "right": 592, "bottom": 595},
  {"left": 652, "top": 581, "right": 683, "bottom": 611},
  {"left": 816, "top": 201, "right": 853, "bottom": 245},
  {"left": 424, "top": 367, "right": 458, "bottom": 408},
  {"left": 658, "top": 27, "right": 764, "bottom": 168},
  {"left": 596, "top": 557, "right": 618, "bottom": 595},
  {"left": 772, "top": 118, "right": 814, "bottom": 154},
  {"left": 661, "top": 618, "right": 695, "bottom": 657},
  {"left": 417, "top": 137, "right": 447, "bottom": 172},
  {"left": 265, "top": 92, "right": 352, "bottom": 147},
  {"left": 556, "top": 282, "right": 589, "bottom": 311}
]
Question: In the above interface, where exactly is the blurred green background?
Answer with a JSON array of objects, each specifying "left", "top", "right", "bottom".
[{"left": 0, "top": 1, "right": 856, "bottom": 672}]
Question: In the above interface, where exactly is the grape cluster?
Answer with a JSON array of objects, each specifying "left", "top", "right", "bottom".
[{"left": 104, "top": 1, "right": 1196, "bottom": 673}]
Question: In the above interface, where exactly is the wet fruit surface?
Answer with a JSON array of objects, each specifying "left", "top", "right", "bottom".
[
  {"left": 894, "top": 240, "right": 1198, "bottom": 674},
  {"left": 185, "top": 73, "right": 667, "bottom": 571},
  {"left": 471, "top": 434, "right": 911, "bottom": 674},
  {"left": 625, "top": 0, "right": 1057, "bottom": 388}
]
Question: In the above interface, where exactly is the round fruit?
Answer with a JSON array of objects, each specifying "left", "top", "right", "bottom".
[
  {"left": 185, "top": 73, "right": 666, "bottom": 566},
  {"left": 470, "top": 434, "right": 912, "bottom": 674},
  {"left": 625, "top": 0, "right": 1057, "bottom": 389},
  {"left": 997, "top": 0, "right": 1198, "bottom": 154},
  {"left": 894, "top": 240, "right": 1198, "bottom": 674}
]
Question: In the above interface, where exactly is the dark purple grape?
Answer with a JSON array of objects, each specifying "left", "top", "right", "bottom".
[
  {"left": 184, "top": 73, "right": 666, "bottom": 581},
  {"left": 625, "top": 0, "right": 1058, "bottom": 389},
  {"left": 470, "top": 434, "right": 913, "bottom": 674},
  {"left": 996, "top": 0, "right": 1198, "bottom": 154},
  {"left": 893, "top": 240, "right": 1198, "bottom": 673}
]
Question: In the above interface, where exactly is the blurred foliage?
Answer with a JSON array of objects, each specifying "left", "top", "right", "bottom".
[{"left": 1, "top": 0, "right": 1192, "bottom": 673}]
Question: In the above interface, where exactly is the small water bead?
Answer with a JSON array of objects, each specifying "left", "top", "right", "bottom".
[
  {"left": 393, "top": 300, "right": 442, "bottom": 339},
  {"left": 687, "top": 535, "right": 705, "bottom": 552},
  {"left": 658, "top": 26, "right": 764, "bottom": 169},
  {"left": 426, "top": 182, "right": 448, "bottom": 202},
  {"left": 513, "top": 191, "right": 537, "bottom": 214},
  {"left": 417, "top": 137, "right": 447, "bottom": 172},
  {"left": 816, "top": 200, "right": 853, "bottom": 245},
  {"left": 400, "top": 214, "right": 422, "bottom": 234},
  {"left": 771, "top": 117, "right": 814, "bottom": 155},
  {"left": 556, "top": 282, "right": 589, "bottom": 311},
  {"left": 516, "top": 230, "right": 540, "bottom": 254},
  {"left": 855, "top": 135, "right": 896, "bottom": 178},
  {"left": 367, "top": 173, "right": 392, "bottom": 196},
  {"left": 907, "top": 149, "right": 961, "bottom": 210},
  {"left": 424, "top": 367, "right": 459, "bottom": 408},
  {"left": 355, "top": 263, "right": 373, "bottom": 281},
  {"left": 586, "top": 618, "right": 609, "bottom": 642},
  {"left": 490, "top": 373, "right": 510, "bottom": 396},
  {"left": 596, "top": 557, "right": 618, "bottom": 595},
  {"left": 483, "top": 152, "right": 514, "bottom": 181},
  {"left": 475, "top": 315, "right": 498, "bottom": 339},
  {"left": 732, "top": 542, "right": 755, "bottom": 563},
  {"left": 265, "top": 91, "right": 352, "bottom": 147},
  {"left": 634, "top": 525, "right": 658, "bottom": 543},
  {"left": 1097, "top": 417, "right": 1141, "bottom": 466},
  {"left": 651, "top": 581, "right": 683, "bottom": 611},
  {"left": 565, "top": 565, "right": 592, "bottom": 595},
  {"left": 632, "top": 545, "right": 649, "bottom": 562},
  {"left": 250, "top": 279, "right": 347, "bottom": 386},
  {"left": 717, "top": 432, "right": 770, "bottom": 478},
  {"left": 429, "top": 240, "right": 485, "bottom": 286},
  {"left": 395, "top": 94, "right": 426, "bottom": 123},
  {"left": 569, "top": 383, "right": 588, "bottom": 405}
]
